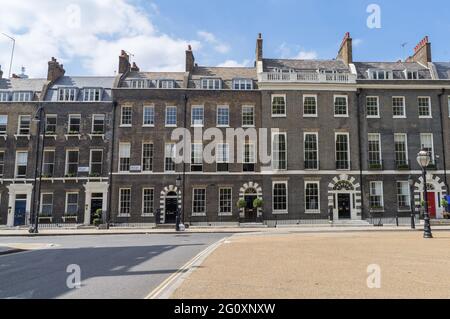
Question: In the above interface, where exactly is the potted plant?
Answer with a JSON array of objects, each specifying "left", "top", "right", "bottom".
[
  {"left": 237, "top": 199, "right": 247, "bottom": 209},
  {"left": 92, "top": 209, "right": 103, "bottom": 227},
  {"left": 441, "top": 198, "right": 450, "bottom": 219},
  {"left": 253, "top": 198, "right": 263, "bottom": 209}
]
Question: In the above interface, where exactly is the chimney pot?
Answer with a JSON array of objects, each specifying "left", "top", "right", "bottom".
[
  {"left": 408, "top": 36, "right": 432, "bottom": 63},
  {"left": 256, "top": 33, "right": 263, "bottom": 62},
  {"left": 118, "top": 50, "right": 131, "bottom": 74},
  {"left": 186, "top": 46, "right": 195, "bottom": 73},
  {"left": 47, "top": 57, "right": 65, "bottom": 82},
  {"left": 337, "top": 32, "right": 353, "bottom": 65}
]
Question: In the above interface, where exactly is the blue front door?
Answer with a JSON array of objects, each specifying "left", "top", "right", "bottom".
[{"left": 14, "top": 200, "right": 26, "bottom": 226}]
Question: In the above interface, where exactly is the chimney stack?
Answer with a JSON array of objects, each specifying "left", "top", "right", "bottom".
[
  {"left": 0, "top": 66, "right": 3, "bottom": 79},
  {"left": 337, "top": 32, "right": 353, "bottom": 65},
  {"left": 119, "top": 50, "right": 131, "bottom": 74},
  {"left": 47, "top": 57, "right": 65, "bottom": 82},
  {"left": 256, "top": 33, "right": 263, "bottom": 62},
  {"left": 186, "top": 45, "right": 195, "bottom": 73},
  {"left": 406, "top": 36, "right": 432, "bottom": 64},
  {"left": 130, "top": 62, "right": 140, "bottom": 72}
]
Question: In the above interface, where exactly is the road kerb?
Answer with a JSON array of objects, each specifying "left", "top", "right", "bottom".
[{"left": 145, "top": 237, "right": 229, "bottom": 299}]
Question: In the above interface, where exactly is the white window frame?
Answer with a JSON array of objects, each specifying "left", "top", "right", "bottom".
[
  {"left": 272, "top": 181, "right": 288, "bottom": 214},
  {"left": 17, "top": 115, "right": 31, "bottom": 135},
  {"left": 89, "top": 149, "right": 103, "bottom": 175},
  {"left": 159, "top": 80, "right": 175, "bottom": 89},
  {"left": 0, "top": 91, "right": 10, "bottom": 102},
  {"left": 65, "top": 149, "right": 79, "bottom": 176},
  {"left": 142, "top": 188, "right": 155, "bottom": 217},
  {"left": 334, "top": 95, "right": 349, "bottom": 117},
  {"left": 448, "top": 96, "right": 450, "bottom": 118},
  {"left": 394, "top": 133, "right": 409, "bottom": 165},
  {"left": 40, "top": 193, "right": 54, "bottom": 217},
  {"left": 392, "top": 96, "right": 406, "bottom": 118},
  {"left": 366, "top": 96, "right": 380, "bottom": 118},
  {"left": 68, "top": 114, "right": 81, "bottom": 134},
  {"left": 83, "top": 88, "right": 102, "bottom": 102},
  {"left": 12, "top": 91, "right": 33, "bottom": 102},
  {"left": 0, "top": 115, "right": 7, "bottom": 134},
  {"left": 201, "top": 78, "right": 222, "bottom": 90},
  {"left": 118, "top": 143, "right": 131, "bottom": 172},
  {"left": 420, "top": 133, "right": 435, "bottom": 162},
  {"left": 305, "top": 181, "right": 320, "bottom": 214},
  {"left": 191, "top": 105, "right": 204, "bottom": 127},
  {"left": 143, "top": 105, "right": 155, "bottom": 127},
  {"left": 15, "top": 151, "right": 28, "bottom": 177},
  {"left": 272, "top": 132, "right": 287, "bottom": 171},
  {"left": 218, "top": 187, "right": 233, "bottom": 216},
  {"left": 118, "top": 188, "right": 132, "bottom": 217},
  {"left": 418, "top": 96, "right": 432, "bottom": 119},
  {"left": 165, "top": 106, "right": 177, "bottom": 127},
  {"left": 65, "top": 192, "right": 79, "bottom": 216},
  {"left": 45, "top": 114, "right": 57, "bottom": 134},
  {"left": 368, "top": 133, "right": 382, "bottom": 166},
  {"left": 142, "top": 142, "right": 154, "bottom": 172},
  {"left": 129, "top": 79, "right": 146, "bottom": 89},
  {"left": 396, "top": 181, "right": 411, "bottom": 210},
  {"left": 369, "top": 181, "right": 384, "bottom": 209},
  {"left": 271, "top": 94, "right": 286, "bottom": 118},
  {"left": 164, "top": 143, "right": 176, "bottom": 172},
  {"left": 42, "top": 149, "right": 55, "bottom": 177},
  {"left": 217, "top": 105, "right": 230, "bottom": 127},
  {"left": 232, "top": 79, "right": 253, "bottom": 90},
  {"left": 242, "top": 105, "right": 255, "bottom": 127},
  {"left": 91, "top": 114, "right": 105, "bottom": 134},
  {"left": 58, "top": 88, "right": 77, "bottom": 102},
  {"left": 303, "top": 94, "right": 318, "bottom": 117},
  {"left": 120, "top": 106, "right": 132, "bottom": 127},
  {"left": 335, "top": 132, "right": 350, "bottom": 170},
  {"left": 192, "top": 188, "right": 207, "bottom": 216},
  {"left": 304, "top": 132, "right": 319, "bottom": 170}
]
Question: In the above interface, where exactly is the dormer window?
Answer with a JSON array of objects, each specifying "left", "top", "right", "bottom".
[
  {"left": 129, "top": 79, "right": 146, "bottom": 88},
  {"left": 159, "top": 80, "right": 175, "bottom": 89},
  {"left": 83, "top": 88, "right": 103, "bottom": 102},
  {"left": 405, "top": 70, "right": 419, "bottom": 80},
  {"left": 0, "top": 91, "right": 10, "bottom": 102},
  {"left": 58, "top": 88, "right": 77, "bottom": 102},
  {"left": 232, "top": 79, "right": 253, "bottom": 90},
  {"left": 368, "top": 70, "right": 392, "bottom": 80},
  {"left": 12, "top": 91, "right": 33, "bottom": 102},
  {"left": 201, "top": 78, "right": 222, "bottom": 90}
]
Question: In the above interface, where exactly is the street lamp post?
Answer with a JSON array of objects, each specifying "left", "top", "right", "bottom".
[
  {"left": 176, "top": 175, "right": 182, "bottom": 231},
  {"left": 408, "top": 175, "right": 416, "bottom": 230},
  {"left": 417, "top": 150, "right": 433, "bottom": 238},
  {"left": 29, "top": 106, "right": 46, "bottom": 234}
]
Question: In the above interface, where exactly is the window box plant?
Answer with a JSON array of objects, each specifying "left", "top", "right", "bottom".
[
  {"left": 396, "top": 163, "right": 410, "bottom": 170},
  {"left": 369, "top": 163, "right": 382, "bottom": 170},
  {"left": 237, "top": 199, "right": 247, "bottom": 209}
]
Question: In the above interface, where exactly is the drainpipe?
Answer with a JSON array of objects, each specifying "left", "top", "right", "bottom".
[
  {"left": 438, "top": 88, "right": 448, "bottom": 190},
  {"left": 356, "top": 89, "right": 365, "bottom": 220},
  {"left": 183, "top": 93, "right": 188, "bottom": 225},
  {"left": 106, "top": 100, "right": 118, "bottom": 228}
]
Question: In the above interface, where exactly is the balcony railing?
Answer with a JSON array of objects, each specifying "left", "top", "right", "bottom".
[
  {"left": 395, "top": 160, "right": 410, "bottom": 170},
  {"left": 368, "top": 160, "right": 383, "bottom": 171},
  {"left": 259, "top": 71, "right": 357, "bottom": 84}
]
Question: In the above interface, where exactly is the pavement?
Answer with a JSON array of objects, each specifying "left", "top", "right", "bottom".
[
  {"left": 171, "top": 230, "right": 450, "bottom": 299},
  {"left": 1, "top": 224, "right": 449, "bottom": 237},
  {"left": 0, "top": 233, "right": 229, "bottom": 299}
]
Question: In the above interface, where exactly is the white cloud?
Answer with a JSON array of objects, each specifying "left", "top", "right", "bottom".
[
  {"left": 0, "top": 0, "right": 200, "bottom": 77},
  {"left": 277, "top": 42, "right": 318, "bottom": 60},
  {"left": 197, "top": 30, "right": 230, "bottom": 54},
  {"left": 216, "top": 60, "right": 251, "bottom": 67}
]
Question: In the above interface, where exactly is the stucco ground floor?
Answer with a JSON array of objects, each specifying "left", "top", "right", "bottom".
[{"left": 0, "top": 173, "right": 448, "bottom": 227}]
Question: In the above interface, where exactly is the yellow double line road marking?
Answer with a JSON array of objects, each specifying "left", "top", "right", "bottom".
[{"left": 145, "top": 237, "right": 228, "bottom": 299}]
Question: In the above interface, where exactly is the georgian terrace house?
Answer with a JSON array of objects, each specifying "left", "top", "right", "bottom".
[{"left": 2, "top": 33, "right": 450, "bottom": 228}]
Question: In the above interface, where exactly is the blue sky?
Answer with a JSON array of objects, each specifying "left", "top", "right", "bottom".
[{"left": 0, "top": 0, "right": 449, "bottom": 78}]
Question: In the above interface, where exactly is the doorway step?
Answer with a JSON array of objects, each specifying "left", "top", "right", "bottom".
[
  {"left": 76, "top": 225, "right": 97, "bottom": 230},
  {"left": 332, "top": 220, "right": 371, "bottom": 227}
]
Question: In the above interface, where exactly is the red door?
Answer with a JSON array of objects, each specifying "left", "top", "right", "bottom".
[{"left": 427, "top": 192, "right": 436, "bottom": 219}]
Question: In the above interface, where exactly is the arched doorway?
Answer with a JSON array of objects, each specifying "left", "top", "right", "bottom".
[
  {"left": 328, "top": 174, "right": 362, "bottom": 221},
  {"left": 244, "top": 188, "right": 258, "bottom": 221},
  {"left": 165, "top": 191, "right": 178, "bottom": 224},
  {"left": 160, "top": 185, "right": 181, "bottom": 224},
  {"left": 414, "top": 174, "right": 447, "bottom": 219}
]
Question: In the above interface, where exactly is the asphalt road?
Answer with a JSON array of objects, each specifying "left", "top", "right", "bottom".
[{"left": 0, "top": 233, "right": 229, "bottom": 299}]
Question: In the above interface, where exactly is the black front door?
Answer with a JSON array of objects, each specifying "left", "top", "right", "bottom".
[
  {"left": 91, "top": 199, "right": 103, "bottom": 224},
  {"left": 338, "top": 194, "right": 351, "bottom": 219},
  {"left": 244, "top": 195, "right": 257, "bottom": 221},
  {"left": 14, "top": 200, "right": 27, "bottom": 226},
  {"left": 165, "top": 197, "right": 178, "bottom": 224}
]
